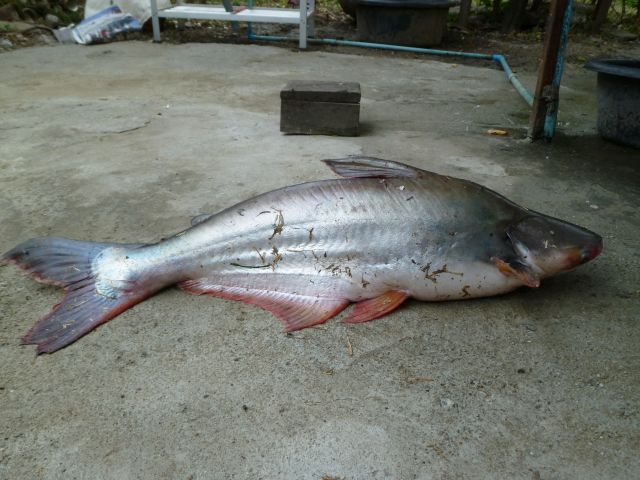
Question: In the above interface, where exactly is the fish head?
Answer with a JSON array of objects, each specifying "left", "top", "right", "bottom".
[{"left": 507, "top": 214, "right": 603, "bottom": 278}]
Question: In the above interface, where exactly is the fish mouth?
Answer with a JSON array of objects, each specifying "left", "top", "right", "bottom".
[
  {"left": 562, "top": 235, "right": 602, "bottom": 270},
  {"left": 568, "top": 235, "right": 603, "bottom": 267}
]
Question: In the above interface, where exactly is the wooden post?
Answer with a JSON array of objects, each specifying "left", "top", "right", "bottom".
[{"left": 528, "top": 0, "right": 570, "bottom": 141}]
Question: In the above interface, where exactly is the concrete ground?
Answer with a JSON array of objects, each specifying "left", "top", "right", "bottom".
[{"left": 0, "top": 41, "right": 638, "bottom": 480}]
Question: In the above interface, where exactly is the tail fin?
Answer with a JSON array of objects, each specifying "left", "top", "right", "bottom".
[{"left": 2, "top": 237, "right": 145, "bottom": 354}]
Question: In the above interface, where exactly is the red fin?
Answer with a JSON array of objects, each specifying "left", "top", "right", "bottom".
[
  {"left": 493, "top": 257, "right": 540, "bottom": 288},
  {"left": 179, "top": 279, "right": 349, "bottom": 332},
  {"left": 342, "top": 291, "right": 410, "bottom": 324}
]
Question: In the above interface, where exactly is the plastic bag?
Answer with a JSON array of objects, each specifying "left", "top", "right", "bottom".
[{"left": 85, "top": 0, "right": 172, "bottom": 25}]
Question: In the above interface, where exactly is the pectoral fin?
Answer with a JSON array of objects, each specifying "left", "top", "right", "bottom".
[
  {"left": 492, "top": 257, "right": 540, "bottom": 288},
  {"left": 342, "top": 290, "right": 410, "bottom": 324}
]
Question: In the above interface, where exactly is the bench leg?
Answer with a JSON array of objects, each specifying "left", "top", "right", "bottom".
[
  {"left": 299, "top": 20, "right": 307, "bottom": 49},
  {"left": 150, "top": 0, "right": 161, "bottom": 42},
  {"left": 299, "top": 0, "right": 308, "bottom": 49}
]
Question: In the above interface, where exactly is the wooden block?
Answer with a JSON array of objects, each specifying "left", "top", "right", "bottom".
[{"left": 280, "top": 80, "right": 361, "bottom": 136}]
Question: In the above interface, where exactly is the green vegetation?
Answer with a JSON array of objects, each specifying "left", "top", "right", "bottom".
[{"left": 0, "top": 0, "right": 84, "bottom": 24}]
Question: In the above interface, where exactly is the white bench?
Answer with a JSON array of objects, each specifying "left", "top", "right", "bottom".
[{"left": 150, "top": 0, "right": 315, "bottom": 49}]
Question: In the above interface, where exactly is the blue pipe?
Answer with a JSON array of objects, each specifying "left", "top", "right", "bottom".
[
  {"left": 247, "top": 33, "right": 534, "bottom": 107},
  {"left": 543, "top": 0, "right": 573, "bottom": 138},
  {"left": 492, "top": 54, "right": 534, "bottom": 107},
  {"left": 305, "top": 37, "right": 495, "bottom": 60}
]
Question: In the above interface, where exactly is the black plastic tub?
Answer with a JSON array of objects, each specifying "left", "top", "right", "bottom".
[
  {"left": 585, "top": 59, "right": 640, "bottom": 148},
  {"left": 355, "top": 0, "right": 459, "bottom": 47}
]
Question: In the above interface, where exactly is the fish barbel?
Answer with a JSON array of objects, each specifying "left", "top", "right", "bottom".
[{"left": 2, "top": 157, "right": 602, "bottom": 353}]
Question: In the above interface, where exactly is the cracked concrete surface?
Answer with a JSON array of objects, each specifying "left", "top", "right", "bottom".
[{"left": 0, "top": 42, "right": 639, "bottom": 479}]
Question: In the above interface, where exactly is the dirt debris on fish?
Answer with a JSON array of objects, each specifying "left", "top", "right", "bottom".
[{"left": 2, "top": 157, "right": 603, "bottom": 354}]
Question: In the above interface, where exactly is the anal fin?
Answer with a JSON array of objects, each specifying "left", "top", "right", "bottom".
[
  {"left": 342, "top": 290, "right": 410, "bottom": 324},
  {"left": 178, "top": 279, "right": 349, "bottom": 332}
]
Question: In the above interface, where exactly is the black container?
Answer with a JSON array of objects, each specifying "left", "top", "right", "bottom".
[
  {"left": 355, "top": 0, "right": 458, "bottom": 47},
  {"left": 338, "top": 0, "right": 357, "bottom": 17},
  {"left": 585, "top": 59, "right": 640, "bottom": 149}
]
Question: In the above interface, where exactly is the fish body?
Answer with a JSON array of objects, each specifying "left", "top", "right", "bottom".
[{"left": 2, "top": 157, "right": 602, "bottom": 353}]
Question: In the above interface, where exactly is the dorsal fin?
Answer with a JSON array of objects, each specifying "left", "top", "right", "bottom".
[{"left": 322, "top": 156, "right": 424, "bottom": 179}]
